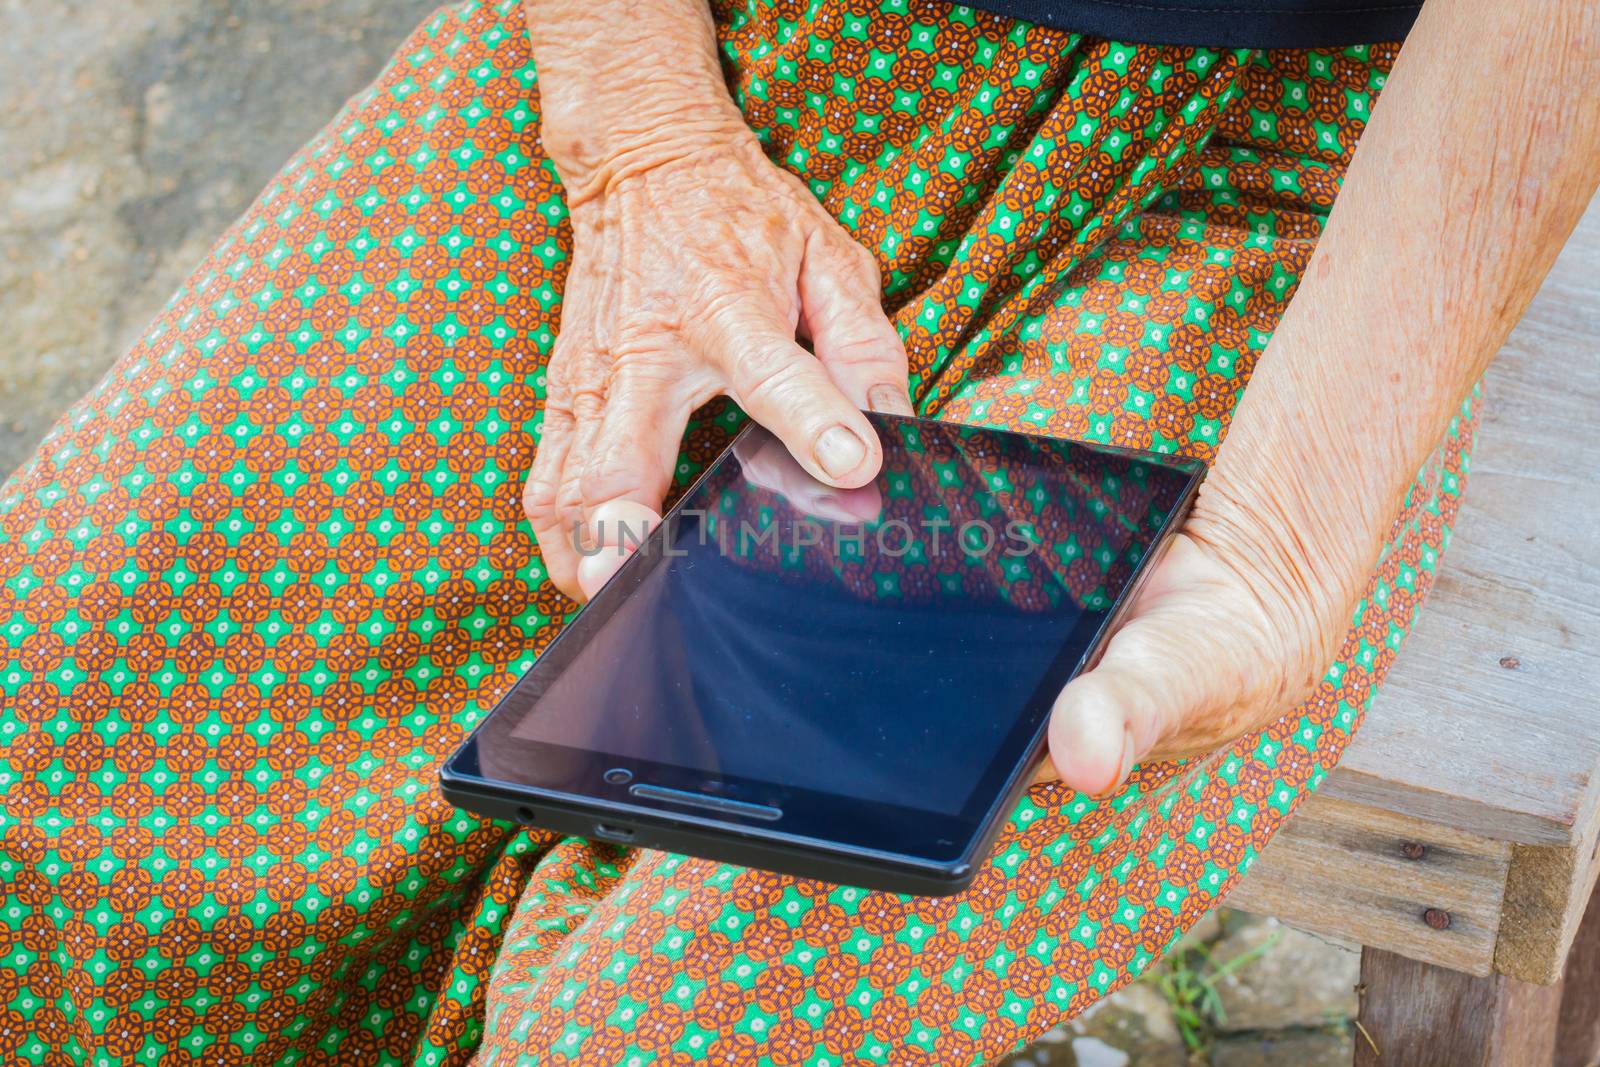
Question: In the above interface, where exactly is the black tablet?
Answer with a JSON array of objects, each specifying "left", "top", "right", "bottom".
[{"left": 441, "top": 413, "right": 1203, "bottom": 895}]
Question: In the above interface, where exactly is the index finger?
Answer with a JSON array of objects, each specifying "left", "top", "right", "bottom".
[{"left": 695, "top": 305, "right": 884, "bottom": 490}]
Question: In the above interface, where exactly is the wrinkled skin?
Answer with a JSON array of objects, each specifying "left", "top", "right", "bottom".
[
  {"left": 522, "top": 139, "right": 913, "bottom": 600},
  {"left": 1039, "top": 507, "right": 1339, "bottom": 792}
]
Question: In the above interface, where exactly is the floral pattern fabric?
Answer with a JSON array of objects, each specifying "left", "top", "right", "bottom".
[{"left": 0, "top": 2, "right": 1471, "bottom": 1065}]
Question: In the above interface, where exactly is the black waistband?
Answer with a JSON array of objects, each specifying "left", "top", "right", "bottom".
[{"left": 958, "top": 0, "right": 1421, "bottom": 48}]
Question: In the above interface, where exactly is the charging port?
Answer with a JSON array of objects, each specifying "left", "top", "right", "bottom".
[{"left": 593, "top": 822, "right": 636, "bottom": 843}]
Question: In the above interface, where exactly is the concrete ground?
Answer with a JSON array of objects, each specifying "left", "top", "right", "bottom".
[
  {"left": 0, "top": 0, "right": 440, "bottom": 474},
  {"left": 0, "top": 1, "right": 1356, "bottom": 1063}
]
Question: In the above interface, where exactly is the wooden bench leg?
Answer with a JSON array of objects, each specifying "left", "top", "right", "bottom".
[
  {"left": 1355, "top": 949, "right": 1563, "bottom": 1066},
  {"left": 1556, "top": 876, "right": 1600, "bottom": 1067},
  {"left": 1353, "top": 877, "right": 1600, "bottom": 1065}
]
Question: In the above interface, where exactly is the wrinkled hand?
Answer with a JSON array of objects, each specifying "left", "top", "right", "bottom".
[
  {"left": 524, "top": 136, "right": 913, "bottom": 600},
  {"left": 1040, "top": 471, "right": 1354, "bottom": 796}
]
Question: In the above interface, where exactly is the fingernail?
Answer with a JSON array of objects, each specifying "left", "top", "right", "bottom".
[
  {"left": 1091, "top": 727, "right": 1138, "bottom": 799},
  {"left": 1118, "top": 726, "right": 1137, "bottom": 786},
  {"left": 814, "top": 425, "right": 866, "bottom": 479},
  {"left": 867, "top": 383, "right": 915, "bottom": 416}
]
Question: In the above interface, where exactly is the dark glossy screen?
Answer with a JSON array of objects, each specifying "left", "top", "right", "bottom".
[{"left": 469, "top": 415, "right": 1199, "bottom": 844}]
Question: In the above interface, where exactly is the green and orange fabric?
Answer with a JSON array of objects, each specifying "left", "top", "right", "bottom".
[{"left": 0, "top": 1, "right": 1470, "bottom": 1063}]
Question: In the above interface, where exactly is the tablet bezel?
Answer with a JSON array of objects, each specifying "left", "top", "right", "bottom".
[{"left": 441, "top": 413, "right": 1204, "bottom": 894}]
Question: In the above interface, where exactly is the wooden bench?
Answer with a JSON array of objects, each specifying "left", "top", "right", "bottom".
[{"left": 1225, "top": 197, "right": 1600, "bottom": 1064}]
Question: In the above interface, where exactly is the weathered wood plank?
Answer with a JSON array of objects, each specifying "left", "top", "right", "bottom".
[
  {"left": 1355, "top": 947, "right": 1565, "bottom": 1067},
  {"left": 1226, "top": 793, "right": 1511, "bottom": 976},
  {"left": 1321, "top": 196, "right": 1600, "bottom": 848},
  {"left": 1497, "top": 832, "right": 1600, "bottom": 984}
]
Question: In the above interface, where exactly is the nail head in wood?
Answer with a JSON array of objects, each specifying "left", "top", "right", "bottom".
[
  {"left": 1400, "top": 841, "right": 1427, "bottom": 860},
  {"left": 1423, "top": 907, "right": 1452, "bottom": 930},
  {"left": 1498, "top": 655, "right": 1520, "bottom": 669}
]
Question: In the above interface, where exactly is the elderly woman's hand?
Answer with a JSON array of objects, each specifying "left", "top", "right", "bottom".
[
  {"left": 1041, "top": 466, "right": 1353, "bottom": 794},
  {"left": 521, "top": 0, "right": 912, "bottom": 600},
  {"left": 523, "top": 136, "right": 911, "bottom": 599},
  {"left": 524, "top": 0, "right": 1600, "bottom": 800},
  {"left": 1041, "top": 0, "right": 1600, "bottom": 796}
]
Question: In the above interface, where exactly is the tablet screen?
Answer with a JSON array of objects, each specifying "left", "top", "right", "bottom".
[{"left": 466, "top": 414, "right": 1200, "bottom": 857}]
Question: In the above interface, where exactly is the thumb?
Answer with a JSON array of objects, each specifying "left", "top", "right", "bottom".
[
  {"left": 574, "top": 359, "right": 681, "bottom": 600},
  {"left": 576, "top": 499, "right": 662, "bottom": 599},
  {"left": 1046, "top": 581, "right": 1258, "bottom": 796}
]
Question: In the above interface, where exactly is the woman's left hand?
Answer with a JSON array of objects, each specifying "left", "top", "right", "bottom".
[
  {"left": 1041, "top": 0, "right": 1600, "bottom": 797},
  {"left": 1037, "top": 469, "right": 1354, "bottom": 794}
]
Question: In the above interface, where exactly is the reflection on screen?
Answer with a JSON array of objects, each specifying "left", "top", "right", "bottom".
[{"left": 500, "top": 417, "right": 1192, "bottom": 816}]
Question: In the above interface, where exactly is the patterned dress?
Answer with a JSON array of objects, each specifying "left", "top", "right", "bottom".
[{"left": 0, "top": 1, "right": 1473, "bottom": 1064}]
